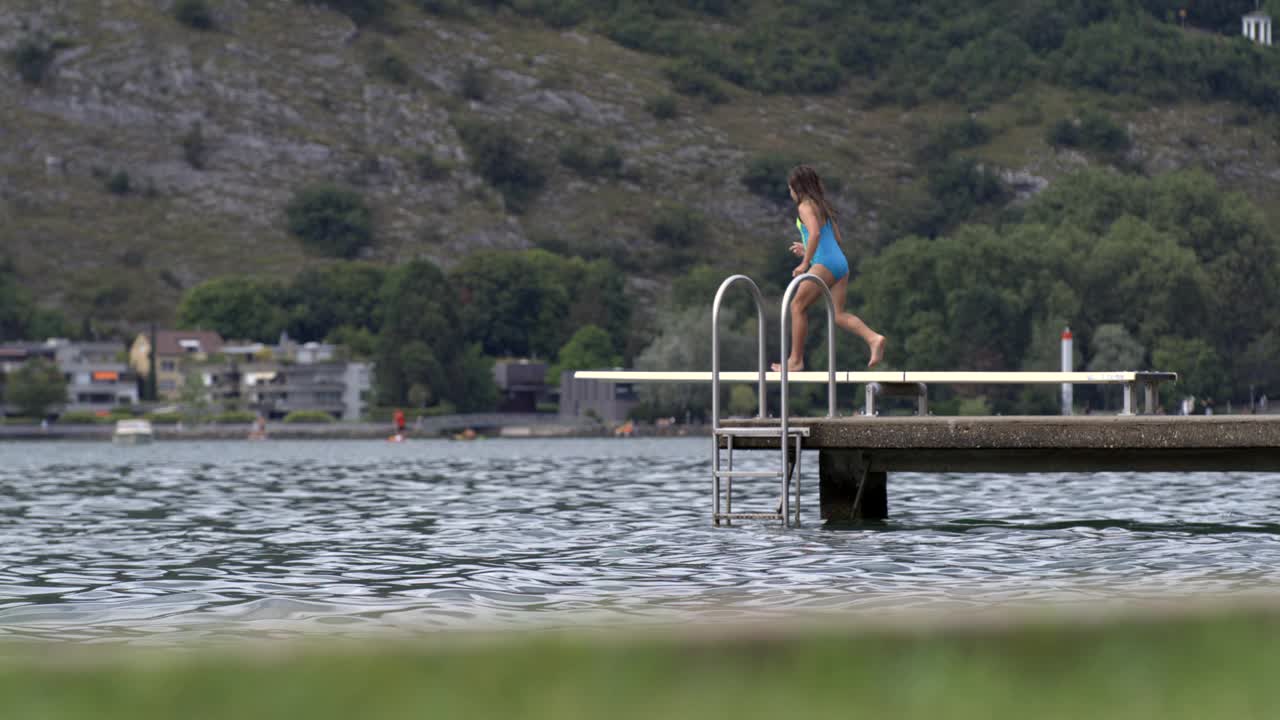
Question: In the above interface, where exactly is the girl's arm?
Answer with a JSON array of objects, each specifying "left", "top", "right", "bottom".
[{"left": 794, "top": 202, "right": 823, "bottom": 275}]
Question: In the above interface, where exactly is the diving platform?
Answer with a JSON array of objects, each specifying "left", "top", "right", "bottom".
[
  {"left": 573, "top": 271, "right": 1276, "bottom": 527},
  {"left": 718, "top": 415, "right": 1280, "bottom": 522}
]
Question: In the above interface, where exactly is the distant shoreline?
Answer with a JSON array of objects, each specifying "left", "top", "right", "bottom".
[{"left": 0, "top": 422, "right": 707, "bottom": 442}]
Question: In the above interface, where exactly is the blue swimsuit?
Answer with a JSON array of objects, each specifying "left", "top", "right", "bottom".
[{"left": 797, "top": 218, "right": 849, "bottom": 282}]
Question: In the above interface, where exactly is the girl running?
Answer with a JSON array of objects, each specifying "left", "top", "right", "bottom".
[{"left": 773, "top": 164, "right": 886, "bottom": 371}]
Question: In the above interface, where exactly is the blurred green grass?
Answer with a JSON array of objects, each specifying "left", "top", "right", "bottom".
[{"left": 4, "top": 607, "right": 1280, "bottom": 719}]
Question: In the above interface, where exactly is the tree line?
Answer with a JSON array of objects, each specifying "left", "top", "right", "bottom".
[
  {"left": 8, "top": 165, "right": 1277, "bottom": 418},
  {"left": 405, "top": 0, "right": 1280, "bottom": 113},
  {"left": 176, "top": 250, "right": 630, "bottom": 413},
  {"left": 0, "top": 258, "right": 69, "bottom": 343},
  {"left": 635, "top": 168, "right": 1279, "bottom": 418}
]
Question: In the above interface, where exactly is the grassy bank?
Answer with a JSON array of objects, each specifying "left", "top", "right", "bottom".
[{"left": 4, "top": 606, "right": 1280, "bottom": 718}]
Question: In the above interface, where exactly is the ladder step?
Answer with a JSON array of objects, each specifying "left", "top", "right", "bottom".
[
  {"left": 714, "top": 426, "right": 809, "bottom": 437},
  {"left": 713, "top": 470, "right": 783, "bottom": 478},
  {"left": 715, "top": 513, "right": 785, "bottom": 521}
]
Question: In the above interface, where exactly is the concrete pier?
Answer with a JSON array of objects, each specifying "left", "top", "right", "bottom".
[{"left": 721, "top": 416, "right": 1280, "bottom": 522}]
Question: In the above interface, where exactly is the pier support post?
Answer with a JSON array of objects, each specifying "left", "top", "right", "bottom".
[{"left": 819, "top": 450, "right": 887, "bottom": 522}]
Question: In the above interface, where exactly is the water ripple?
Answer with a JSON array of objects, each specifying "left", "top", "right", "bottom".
[{"left": 1, "top": 439, "right": 1279, "bottom": 643}]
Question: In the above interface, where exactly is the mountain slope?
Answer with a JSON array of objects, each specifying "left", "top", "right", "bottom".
[{"left": 2, "top": 0, "right": 1279, "bottom": 335}]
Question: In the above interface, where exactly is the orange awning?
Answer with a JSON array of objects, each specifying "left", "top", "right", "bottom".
[{"left": 93, "top": 371, "right": 120, "bottom": 381}]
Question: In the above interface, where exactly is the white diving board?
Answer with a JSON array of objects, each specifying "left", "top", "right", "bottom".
[
  {"left": 573, "top": 370, "right": 1175, "bottom": 385},
  {"left": 902, "top": 371, "right": 1176, "bottom": 384},
  {"left": 572, "top": 370, "right": 901, "bottom": 383},
  {"left": 573, "top": 370, "right": 1178, "bottom": 416}
]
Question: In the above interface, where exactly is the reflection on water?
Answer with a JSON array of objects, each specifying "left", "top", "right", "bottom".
[{"left": 1, "top": 438, "right": 1279, "bottom": 644}]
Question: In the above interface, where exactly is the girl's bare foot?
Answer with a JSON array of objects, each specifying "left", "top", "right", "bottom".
[
  {"left": 770, "top": 359, "right": 805, "bottom": 372},
  {"left": 867, "top": 335, "right": 886, "bottom": 368}
]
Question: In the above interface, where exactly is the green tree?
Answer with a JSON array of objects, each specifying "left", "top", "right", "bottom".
[
  {"left": 558, "top": 137, "right": 623, "bottom": 179},
  {"left": 1076, "top": 216, "right": 1209, "bottom": 348},
  {"left": 1146, "top": 171, "right": 1280, "bottom": 371},
  {"left": 649, "top": 205, "right": 706, "bottom": 271},
  {"left": 1023, "top": 168, "right": 1280, "bottom": 401},
  {"left": 741, "top": 153, "right": 799, "bottom": 202},
  {"left": 1022, "top": 167, "right": 1140, "bottom": 235},
  {"left": 396, "top": 340, "right": 447, "bottom": 405},
  {"left": 926, "top": 157, "right": 1010, "bottom": 232},
  {"left": 450, "top": 249, "right": 630, "bottom": 364},
  {"left": 664, "top": 60, "right": 729, "bottom": 103},
  {"left": 548, "top": 325, "right": 621, "bottom": 385},
  {"left": 412, "top": 2, "right": 1280, "bottom": 113},
  {"left": 375, "top": 259, "right": 497, "bottom": 411},
  {"left": 670, "top": 264, "right": 733, "bottom": 310},
  {"left": 1153, "top": 336, "right": 1227, "bottom": 403},
  {"left": 1087, "top": 323, "right": 1147, "bottom": 410},
  {"left": 1088, "top": 324, "right": 1145, "bottom": 371},
  {"left": 181, "top": 123, "right": 209, "bottom": 170},
  {"left": 862, "top": 224, "right": 1060, "bottom": 374},
  {"left": 456, "top": 120, "right": 546, "bottom": 214},
  {"left": 5, "top": 358, "right": 66, "bottom": 418},
  {"left": 173, "top": 0, "right": 215, "bottom": 29},
  {"left": 10, "top": 36, "right": 58, "bottom": 85},
  {"left": 451, "top": 250, "right": 569, "bottom": 358},
  {"left": 1, "top": 259, "right": 74, "bottom": 340},
  {"left": 375, "top": 260, "right": 455, "bottom": 405},
  {"left": 285, "top": 185, "right": 373, "bottom": 259},
  {"left": 448, "top": 343, "right": 499, "bottom": 413},
  {"left": 929, "top": 29, "right": 1036, "bottom": 102},
  {"left": 0, "top": 259, "right": 33, "bottom": 341},
  {"left": 307, "top": 0, "right": 391, "bottom": 26},
  {"left": 23, "top": 308, "right": 70, "bottom": 341},
  {"left": 559, "top": 256, "right": 630, "bottom": 359},
  {"left": 1239, "top": 330, "right": 1280, "bottom": 398},
  {"left": 178, "top": 277, "right": 287, "bottom": 342},
  {"left": 916, "top": 118, "right": 993, "bottom": 167},
  {"left": 367, "top": 41, "right": 410, "bottom": 84},
  {"left": 634, "top": 305, "right": 755, "bottom": 422},
  {"left": 1046, "top": 109, "right": 1132, "bottom": 160},
  {"left": 328, "top": 325, "right": 378, "bottom": 358},
  {"left": 644, "top": 94, "right": 678, "bottom": 119},
  {"left": 283, "top": 263, "right": 386, "bottom": 342},
  {"left": 178, "top": 369, "right": 211, "bottom": 423},
  {"left": 727, "top": 385, "right": 757, "bottom": 417}
]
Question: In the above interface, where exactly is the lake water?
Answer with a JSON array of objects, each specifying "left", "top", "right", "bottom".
[{"left": 2, "top": 438, "right": 1279, "bottom": 645}]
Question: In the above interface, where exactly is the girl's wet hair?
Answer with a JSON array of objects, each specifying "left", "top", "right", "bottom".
[{"left": 787, "top": 164, "right": 838, "bottom": 226}]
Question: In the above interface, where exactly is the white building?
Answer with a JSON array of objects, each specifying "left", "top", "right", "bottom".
[{"left": 1244, "top": 10, "right": 1272, "bottom": 46}]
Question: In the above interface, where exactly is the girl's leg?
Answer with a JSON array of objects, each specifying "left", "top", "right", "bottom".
[
  {"left": 831, "top": 275, "right": 887, "bottom": 368},
  {"left": 772, "top": 278, "right": 822, "bottom": 372}
]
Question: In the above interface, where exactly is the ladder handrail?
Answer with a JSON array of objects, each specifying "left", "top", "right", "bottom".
[
  {"left": 779, "top": 273, "right": 837, "bottom": 525},
  {"left": 779, "top": 273, "right": 838, "bottom": 422},
  {"left": 711, "top": 275, "right": 768, "bottom": 429}
]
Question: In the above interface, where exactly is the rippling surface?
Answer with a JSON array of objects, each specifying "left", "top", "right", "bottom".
[{"left": 2, "top": 438, "right": 1279, "bottom": 644}]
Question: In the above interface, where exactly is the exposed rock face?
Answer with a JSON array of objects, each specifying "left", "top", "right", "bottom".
[
  {"left": 1001, "top": 169, "right": 1050, "bottom": 202},
  {"left": 1, "top": 2, "right": 547, "bottom": 319}
]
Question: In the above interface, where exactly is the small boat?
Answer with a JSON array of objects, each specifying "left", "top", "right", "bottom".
[{"left": 112, "top": 419, "right": 154, "bottom": 445}]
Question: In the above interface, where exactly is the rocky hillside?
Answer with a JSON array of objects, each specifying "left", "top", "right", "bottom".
[{"left": 3, "top": 0, "right": 1280, "bottom": 333}]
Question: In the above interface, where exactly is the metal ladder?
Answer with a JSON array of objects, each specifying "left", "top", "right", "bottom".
[{"left": 711, "top": 273, "right": 837, "bottom": 527}]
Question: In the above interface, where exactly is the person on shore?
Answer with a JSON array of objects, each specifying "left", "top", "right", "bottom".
[
  {"left": 772, "top": 164, "right": 886, "bottom": 372},
  {"left": 248, "top": 413, "right": 267, "bottom": 441}
]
